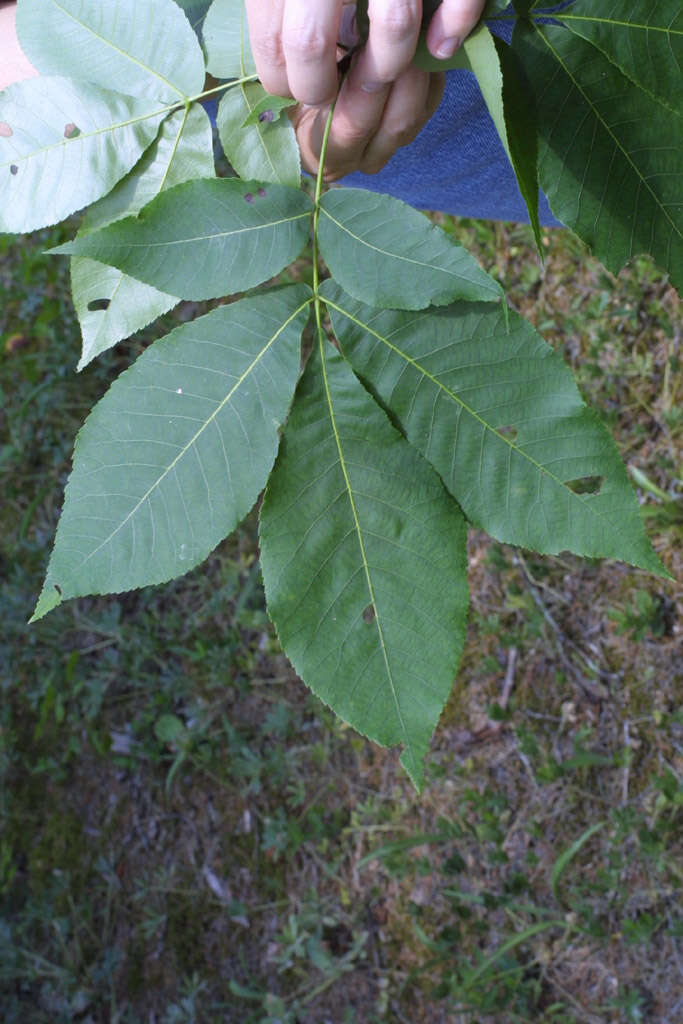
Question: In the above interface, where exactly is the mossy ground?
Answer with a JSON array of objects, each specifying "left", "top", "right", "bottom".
[{"left": 1, "top": 215, "right": 680, "bottom": 1023}]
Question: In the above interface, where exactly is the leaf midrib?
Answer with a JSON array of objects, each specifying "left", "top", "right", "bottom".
[
  {"left": 319, "top": 339, "right": 413, "bottom": 771},
  {"left": 560, "top": 14, "right": 683, "bottom": 36},
  {"left": 2, "top": 100, "right": 167, "bottom": 171},
  {"left": 76, "top": 212, "right": 311, "bottom": 252},
  {"left": 319, "top": 206, "right": 500, "bottom": 297}
]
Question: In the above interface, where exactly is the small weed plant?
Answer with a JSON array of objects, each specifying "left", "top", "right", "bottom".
[{"left": 1, "top": 0, "right": 680, "bottom": 786}]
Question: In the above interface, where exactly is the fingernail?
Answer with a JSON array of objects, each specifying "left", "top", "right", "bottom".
[
  {"left": 435, "top": 36, "right": 461, "bottom": 59},
  {"left": 360, "top": 80, "right": 386, "bottom": 93}
]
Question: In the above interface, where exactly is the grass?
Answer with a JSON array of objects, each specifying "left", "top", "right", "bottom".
[{"left": 1, "top": 213, "right": 681, "bottom": 1023}]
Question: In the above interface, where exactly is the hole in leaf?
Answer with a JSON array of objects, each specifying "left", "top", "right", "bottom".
[
  {"left": 362, "top": 604, "right": 376, "bottom": 624},
  {"left": 64, "top": 123, "right": 81, "bottom": 138},
  {"left": 258, "top": 109, "right": 274, "bottom": 123},
  {"left": 497, "top": 424, "right": 519, "bottom": 442},
  {"left": 0, "top": 121, "right": 13, "bottom": 137},
  {"left": 565, "top": 475, "right": 604, "bottom": 495},
  {"left": 10, "top": 164, "right": 18, "bottom": 175},
  {"left": 87, "top": 298, "right": 111, "bottom": 312},
  {"left": 244, "top": 192, "right": 254, "bottom": 203},
  {"left": 257, "top": 187, "right": 267, "bottom": 198}
]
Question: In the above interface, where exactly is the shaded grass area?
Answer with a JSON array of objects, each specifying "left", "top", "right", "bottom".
[{"left": 1, "top": 218, "right": 681, "bottom": 1023}]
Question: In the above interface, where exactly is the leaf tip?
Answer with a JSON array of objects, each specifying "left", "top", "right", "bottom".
[
  {"left": 399, "top": 746, "right": 425, "bottom": 794},
  {"left": 29, "top": 582, "right": 62, "bottom": 624}
]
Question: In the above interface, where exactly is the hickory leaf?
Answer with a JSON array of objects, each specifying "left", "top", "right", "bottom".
[
  {"left": 322, "top": 283, "right": 666, "bottom": 576},
  {"left": 318, "top": 189, "right": 503, "bottom": 310},
  {"left": 17, "top": 0, "right": 205, "bottom": 102},
  {"left": 0, "top": 77, "right": 165, "bottom": 233},
  {"left": 50, "top": 178, "right": 314, "bottom": 300},
  {"left": 32, "top": 286, "right": 311, "bottom": 622},
  {"left": 259, "top": 340, "right": 469, "bottom": 791}
]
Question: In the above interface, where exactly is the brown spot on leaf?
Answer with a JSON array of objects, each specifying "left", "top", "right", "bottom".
[
  {"left": 54, "top": 584, "right": 63, "bottom": 596},
  {"left": 362, "top": 604, "right": 376, "bottom": 624},
  {"left": 257, "top": 188, "right": 266, "bottom": 198},
  {"left": 0, "top": 122, "right": 13, "bottom": 138},
  {"left": 87, "top": 298, "right": 111, "bottom": 312},
  {"left": 244, "top": 193, "right": 254, "bottom": 203},
  {"left": 258, "top": 109, "right": 274, "bottom": 123},
  {"left": 64, "top": 123, "right": 81, "bottom": 138},
  {"left": 10, "top": 164, "right": 18, "bottom": 175}
]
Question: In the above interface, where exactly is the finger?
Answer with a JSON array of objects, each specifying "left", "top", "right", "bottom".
[
  {"left": 318, "top": 65, "right": 393, "bottom": 178},
  {"left": 292, "top": 66, "right": 392, "bottom": 181},
  {"left": 426, "top": 0, "right": 487, "bottom": 60},
  {"left": 360, "top": 68, "right": 444, "bottom": 174},
  {"left": 245, "top": 0, "right": 290, "bottom": 98},
  {"left": 281, "top": 0, "right": 345, "bottom": 105},
  {"left": 354, "top": 0, "right": 422, "bottom": 92}
]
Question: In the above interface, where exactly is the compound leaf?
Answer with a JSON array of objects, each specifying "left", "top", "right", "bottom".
[
  {"left": 0, "top": 77, "right": 164, "bottom": 233},
  {"left": 17, "top": 0, "right": 205, "bottom": 102},
  {"left": 217, "top": 82, "right": 300, "bottom": 186},
  {"left": 323, "top": 283, "right": 666, "bottom": 575},
  {"left": 204, "top": 0, "right": 256, "bottom": 78},
  {"left": 318, "top": 189, "right": 502, "bottom": 310},
  {"left": 72, "top": 104, "right": 216, "bottom": 368},
  {"left": 50, "top": 178, "right": 314, "bottom": 300},
  {"left": 32, "top": 286, "right": 311, "bottom": 622},
  {"left": 514, "top": 19, "right": 683, "bottom": 291},
  {"left": 259, "top": 340, "right": 469, "bottom": 791},
  {"left": 559, "top": 0, "right": 683, "bottom": 115}
]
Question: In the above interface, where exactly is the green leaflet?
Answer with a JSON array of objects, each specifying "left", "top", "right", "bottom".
[
  {"left": 559, "top": 0, "right": 683, "bottom": 115},
  {"left": 514, "top": 20, "right": 683, "bottom": 291},
  {"left": 31, "top": 286, "right": 311, "bottom": 622},
  {"left": 465, "top": 27, "right": 542, "bottom": 253},
  {"left": 322, "top": 283, "right": 666, "bottom": 576},
  {"left": 50, "top": 179, "right": 314, "bottom": 301},
  {"left": 71, "top": 263, "right": 178, "bottom": 371},
  {"left": 217, "top": 83, "right": 300, "bottom": 187},
  {"left": 259, "top": 340, "right": 469, "bottom": 792},
  {"left": 203, "top": 0, "right": 257, "bottom": 78},
  {"left": 71, "top": 104, "right": 216, "bottom": 369},
  {"left": 318, "top": 189, "right": 502, "bottom": 310},
  {"left": 80, "top": 106, "right": 215, "bottom": 233},
  {"left": 16, "top": 0, "right": 205, "bottom": 102},
  {"left": 0, "top": 77, "right": 165, "bottom": 233}
]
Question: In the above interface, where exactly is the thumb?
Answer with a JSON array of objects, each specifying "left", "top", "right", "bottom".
[{"left": 425, "top": 0, "right": 487, "bottom": 60}]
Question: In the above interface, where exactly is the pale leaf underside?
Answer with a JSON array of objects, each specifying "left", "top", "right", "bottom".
[{"left": 32, "top": 287, "right": 311, "bottom": 621}]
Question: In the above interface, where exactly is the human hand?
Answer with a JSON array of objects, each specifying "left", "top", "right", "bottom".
[
  {"left": 245, "top": 2, "right": 486, "bottom": 104},
  {"left": 290, "top": 61, "right": 444, "bottom": 181},
  {"left": 244, "top": 1, "right": 485, "bottom": 180}
]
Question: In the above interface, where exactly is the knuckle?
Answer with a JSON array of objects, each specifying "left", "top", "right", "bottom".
[
  {"left": 282, "top": 23, "right": 334, "bottom": 61},
  {"left": 251, "top": 32, "right": 285, "bottom": 70},
  {"left": 370, "top": 0, "right": 421, "bottom": 42}
]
